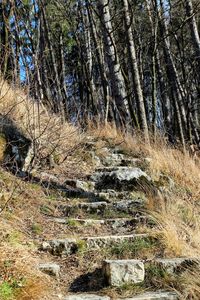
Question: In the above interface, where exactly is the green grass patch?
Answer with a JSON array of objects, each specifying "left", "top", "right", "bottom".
[
  {"left": 108, "top": 237, "right": 157, "bottom": 258},
  {"left": 5, "top": 231, "right": 23, "bottom": 247},
  {"left": 0, "top": 282, "right": 14, "bottom": 300},
  {"left": 76, "top": 240, "right": 87, "bottom": 254},
  {"left": 31, "top": 223, "right": 43, "bottom": 235},
  {"left": 66, "top": 219, "right": 81, "bottom": 227},
  {"left": 117, "top": 281, "right": 145, "bottom": 295}
]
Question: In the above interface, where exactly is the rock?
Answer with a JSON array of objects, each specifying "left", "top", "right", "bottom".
[
  {"left": 121, "top": 291, "right": 178, "bottom": 299},
  {"left": 38, "top": 263, "right": 60, "bottom": 277},
  {"left": 103, "top": 259, "right": 145, "bottom": 286},
  {"left": 0, "top": 113, "right": 31, "bottom": 170},
  {"left": 65, "top": 179, "right": 95, "bottom": 192},
  {"left": 95, "top": 190, "right": 147, "bottom": 204},
  {"left": 59, "top": 201, "right": 108, "bottom": 216},
  {"left": 112, "top": 199, "right": 146, "bottom": 212},
  {"left": 64, "top": 295, "right": 110, "bottom": 300},
  {"left": 41, "top": 239, "right": 77, "bottom": 256},
  {"left": 93, "top": 167, "right": 152, "bottom": 191},
  {"left": 153, "top": 258, "right": 198, "bottom": 274},
  {"left": 101, "top": 153, "right": 125, "bottom": 166},
  {"left": 40, "top": 172, "right": 59, "bottom": 183},
  {"left": 99, "top": 155, "right": 141, "bottom": 168},
  {"left": 96, "top": 189, "right": 119, "bottom": 201}
]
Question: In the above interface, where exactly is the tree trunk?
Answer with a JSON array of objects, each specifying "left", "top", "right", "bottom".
[
  {"left": 123, "top": 0, "right": 149, "bottom": 141},
  {"left": 97, "top": 0, "right": 130, "bottom": 127},
  {"left": 185, "top": 0, "right": 200, "bottom": 61}
]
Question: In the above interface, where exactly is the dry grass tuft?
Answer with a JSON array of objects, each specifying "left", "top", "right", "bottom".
[{"left": 179, "top": 267, "right": 200, "bottom": 299}]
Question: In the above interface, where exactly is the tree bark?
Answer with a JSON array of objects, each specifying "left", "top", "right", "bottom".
[
  {"left": 97, "top": 0, "right": 130, "bottom": 127},
  {"left": 123, "top": 0, "right": 149, "bottom": 141}
]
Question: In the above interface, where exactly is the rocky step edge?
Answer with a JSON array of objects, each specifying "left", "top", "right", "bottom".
[
  {"left": 63, "top": 291, "right": 178, "bottom": 299},
  {"left": 41, "top": 234, "right": 149, "bottom": 256},
  {"left": 57, "top": 199, "right": 148, "bottom": 217},
  {"left": 65, "top": 167, "right": 153, "bottom": 194},
  {"left": 51, "top": 216, "right": 149, "bottom": 229}
]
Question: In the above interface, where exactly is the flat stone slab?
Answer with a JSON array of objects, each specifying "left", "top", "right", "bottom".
[
  {"left": 122, "top": 291, "right": 178, "bottom": 299},
  {"left": 153, "top": 257, "right": 198, "bottom": 274},
  {"left": 38, "top": 263, "right": 60, "bottom": 277},
  {"left": 41, "top": 234, "right": 148, "bottom": 255},
  {"left": 64, "top": 295, "right": 110, "bottom": 300},
  {"left": 103, "top": 259, "right": 145, "bottom": 286}
]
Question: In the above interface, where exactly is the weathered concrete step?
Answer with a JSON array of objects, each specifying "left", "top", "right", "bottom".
[
  {"left": 123, "top": 291, "right": 179, "bottom": 299},
  {"left": 58, "top": 199, "right": 146, "bottom": 216},
  {"left": 41, "top": 234, "right": 148, "bottom": 256},
  {"left": 64, "top": 295, "right": 110, "bottom": 300}
]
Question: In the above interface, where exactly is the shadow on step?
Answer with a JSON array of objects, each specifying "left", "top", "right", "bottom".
[
  {"left": 69, "top": 268, "right": 105, "bottom": 293},
  {"left": 16, "top": 171, "right": 99, "bottom": 199}
]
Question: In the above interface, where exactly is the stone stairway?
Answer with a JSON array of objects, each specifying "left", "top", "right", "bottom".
[{"left": 38, "top": 144, "right": 197, "bottom": 299}]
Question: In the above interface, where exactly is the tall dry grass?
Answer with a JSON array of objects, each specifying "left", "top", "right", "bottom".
[{"left": 0, "top": 77, "right": 85, "bottom": 174}]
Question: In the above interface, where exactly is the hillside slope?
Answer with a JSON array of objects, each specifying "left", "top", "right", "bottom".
[{"left": 0, "top": 83, "right": 200, "bottom": 300}]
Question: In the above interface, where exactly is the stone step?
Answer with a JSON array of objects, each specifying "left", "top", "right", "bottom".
[
  {"left": 58, "top": 201, "right": 107, "bottom": 216},
  {"left": 103, "top": 259, "right": 145, "bottom": 286},
  {"left": 52, "top": 217, "right": 143, "bottom": 228},
  {"left": 123, "top": 291, "right": 179, "bottom": 299},
  {"left": 151, "top": 257, "right": 199, "bottom": 274},
  {"left": 94, "top": 190, "right": 147, "bottom": 204},
  {"left": 64, "top": 295, "right": 110, "bottom": 300},
  {"left": 90, "top": 167, "right": 153, "bottom": 191},
  {"left": 95, "top": 164, "right": 140, "bottom": 173},
  {"left": 65, "top": 179, "right": 95, "bottom": 193},
  {"left": 99, "top": 153, "right": 141, "bottom": 167},
  {"left": 58, "top": 199, "right": 146, "bottom": 217},
  {"left": 102, "top": 257, "right": 198, "bottom": 288},
  {"left": 41, "top": 234, "right": 148, "bottom": 256},
  {"left": 64, "top": 292, "right": 178, "bottom": 300}
]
